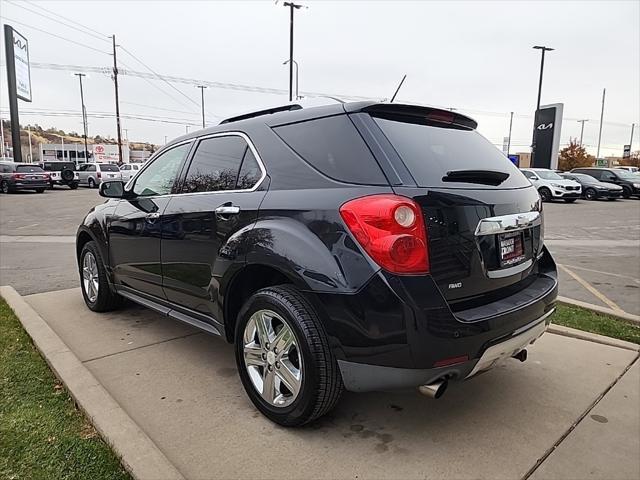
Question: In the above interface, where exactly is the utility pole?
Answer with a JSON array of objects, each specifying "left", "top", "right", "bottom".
[
  {"left": 506, "top": 111, "right": 514, "bottom": 156},
  {"left": 197, "top": 85, "right": 207, "bottom": 128},
  {"left": 112, "top": 35, "right": 123, "bottom": 164},
  {"left": 596, "top": 88, "right": 606, "bottom": 159},
  {"left": 531, "top": 45, "right": 554, "bottom": 165},
  {"left": 74, "top": 73, "right": 89, "bottom": 163},
  {"left": 27, "top": 126, "right": 32, "bottom": 162},
  {"left": 0, "top": 116, "right": 4, "bottom": 157},
  {"left": 283, "top": 2, "right": 304, "bottom": 102},
  {"left": 577, "top": 119, "right": 588, "bottom": 146}
]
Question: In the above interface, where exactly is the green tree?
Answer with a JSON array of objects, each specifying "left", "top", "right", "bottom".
[{"left": 558, "top": 138, "right": 595, "bottom": 171}]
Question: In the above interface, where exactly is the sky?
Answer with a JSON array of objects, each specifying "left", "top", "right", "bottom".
[{"left": 1, "top": 0, "right": 639, "bottom": 156}]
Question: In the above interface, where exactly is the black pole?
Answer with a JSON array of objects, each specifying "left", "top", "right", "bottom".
[
  {"left": 76, "top": 73, "right": 89, "bottom": 162},
  {"left": 507, "top": 111, "right": 514, "bottom": 156},
  {"left": 112, "top": 35, "right": 123, "bottom": 164},
  {"left": 531, "top": 46, "right": 554, "bottom": 166},
  {"left": 390, "top": 74, "right": 407, "bottom": 103},
  {"left": 4, "top": 25, "right": 22, "bottom": 162},
  {"left": 536, "top": 50, "right": 546, "bottom": 111},
  {"left": 288, "top": 3, "right": 294, "bottom": 102}
]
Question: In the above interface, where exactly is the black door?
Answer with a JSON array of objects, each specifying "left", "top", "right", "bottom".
[
  {"left": 108, "top": 142, "right": 192, "bottom": 299},
  {"left": 161, "top": 133, "right": 267, "bottom": 324}
]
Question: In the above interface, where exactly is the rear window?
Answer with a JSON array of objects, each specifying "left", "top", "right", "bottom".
[
  {"left": 16, "top": 165, "right": 44, "bottom": 173},
  {"left": 274, "top": 115, "right": 387, "bottom": 185},
  {"left": 373, "top": 116, "right": 530, "bottom": 188},
  {"left": 42, "top": 162, "right": 75, "bottom": 171},
  {"left": 99, "top": 164, "right": 120, "bottom": 172}
]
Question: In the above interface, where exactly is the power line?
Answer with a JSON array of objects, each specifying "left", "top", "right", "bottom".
[
  {"left": 22, "top": 0, "right": 111, "bottom": 40},
  {"left": 5, "top": 0, "right": 111, "bottom": 44},
  {"left": 0, "top": 16, "right": 111, "bottom": 55}
]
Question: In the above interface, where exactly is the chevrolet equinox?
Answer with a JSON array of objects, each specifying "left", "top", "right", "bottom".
[{"left": 76, "top": 102, "right": 558, "bottom": 426}]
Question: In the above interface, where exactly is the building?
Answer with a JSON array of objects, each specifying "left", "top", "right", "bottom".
[
  {"left": 129, "top": 149, "right": 152, "bottom": 163},
  {"left": 40, "top": 143, "right": 130, "bottom": 164}
]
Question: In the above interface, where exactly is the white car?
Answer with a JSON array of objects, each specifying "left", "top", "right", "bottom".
[
  {"left": 520, "top": 168, "right": 582, "bottom": 203},
  {"left": 77, "top": 163, "right": 123, "bottom": 188},
  {"left": 119, "top": 163, "right": 142, "bottom": 181}
]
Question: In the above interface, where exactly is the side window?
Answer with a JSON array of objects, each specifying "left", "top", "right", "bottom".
[
  {"left": 602, "top": 171, "right": 617, "bottom": 181},
  {"left": 522, "top": 170, "right": 535, "bottom": 179},
  {"left": 86, "top": 165, "right": 96, "bottom": 172},
  {"left": 133, "top": 143, "right": 191, "bottom": 197},
  {"left": 182, "top": 136, "right": 248, "bottom": 193},
  {"left": 236, "top": 148, "right": 262, "bottom": 189},
  {"left": 274, "top": 115, "right": 387, "bottom": 185}
]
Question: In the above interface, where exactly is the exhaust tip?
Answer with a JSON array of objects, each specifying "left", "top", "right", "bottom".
[
  {"left": 513, "top": 349, "right": 528, "bottom": 363},
  {"left": 418, "top": 379, "right": 448, "bottom": 399}
]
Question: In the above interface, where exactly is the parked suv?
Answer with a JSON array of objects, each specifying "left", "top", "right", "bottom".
[
  {"left": 40, "top": 161, "right": 79, "bottom": 189},
  {"left": 520, "top": 168, "right": 581, "bottom": 202},
  {"left": 76, "top": 102, "right": 558, "bottom": 426},
  {"left": 0, "top": 161, "right": 49, "bottom": 193},
  {"left": 77, "top": 163, "right": 122, "bottom": 188},
  {"left": 571, "top": 167, "right": 640, "bottom": 198}
]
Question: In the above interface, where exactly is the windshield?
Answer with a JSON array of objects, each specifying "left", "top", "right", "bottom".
[
  {"left": 536, "top": 170, "right": 563, "bottom": 180},
  {"left": 99, "top": 164, "right": 120, "bottom": 172},
  {"left": 16, "top": 165, "right": 45, "bottom": 173},
  {"left": 613, "top": 170, "right": 639, "bottom": 180},
  {"left": 372, "top": 115, "right": 529, "bottom": 188}
]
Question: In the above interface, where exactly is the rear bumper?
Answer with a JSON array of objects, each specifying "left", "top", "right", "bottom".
[
  {"left": 316, "top": 247, "right": 558, "bottom": 392},
  {"left": 13, "top": 181, "right": 49, "bottom": 190}
]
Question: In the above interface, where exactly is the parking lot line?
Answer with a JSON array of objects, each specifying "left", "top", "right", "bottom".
[
  {"left": 558, "top": 264, "right": 625, "bottom": 314},
  {"left": 559, "top": 264, "right": 640, "bottom": 285}
]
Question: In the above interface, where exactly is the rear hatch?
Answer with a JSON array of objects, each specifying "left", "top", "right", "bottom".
[{"left": 367, "top": 109, "right": 543, "bottom": 305}]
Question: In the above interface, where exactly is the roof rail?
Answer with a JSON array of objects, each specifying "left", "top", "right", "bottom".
[{"left": 219, "top": 104, "right": 303, "bottom": 125}]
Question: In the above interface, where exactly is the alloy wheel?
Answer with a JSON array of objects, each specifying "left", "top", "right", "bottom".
[
  {"left": 585, "top": 189, "right": 596, "bottom": 200},
  {"left": 82, "top": 252, "right": 100, "bottom": 303},
  {"left": 242, "top": 309, "right": 302, "bottom": 407}
]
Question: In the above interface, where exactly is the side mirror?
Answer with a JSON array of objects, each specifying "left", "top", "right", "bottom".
[{"left": 99, "top": 180, "right": 126, "bottom": 198}]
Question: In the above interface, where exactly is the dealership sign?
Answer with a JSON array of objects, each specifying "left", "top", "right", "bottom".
[
  {"left": 92, "top": 144, "right": 120, "bottom": 162},
  {"left": 11, "top": 28, "right": 32, "bottom": 102},
  {"left": 532, "top": 103, "right": 564, "bottom": 169}
]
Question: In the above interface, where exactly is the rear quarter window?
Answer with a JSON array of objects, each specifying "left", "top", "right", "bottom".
[
  {"left": 373, "top": 116, "right": 530, "bottom": 189},
  {"left": 273, "top": 115, "right": 387, "bottom": 185},
  {"left": 99, "top": 164, "right": 120, "bottom": 172}
]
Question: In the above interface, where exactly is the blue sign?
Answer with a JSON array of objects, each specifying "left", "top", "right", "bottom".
[{"left": 508, "top": 154, "right": 519, "bottom": 167}]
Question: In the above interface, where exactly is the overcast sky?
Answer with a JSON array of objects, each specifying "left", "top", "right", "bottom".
[{"left": 1, "top": 0, "right": 638, "bottom": 156}]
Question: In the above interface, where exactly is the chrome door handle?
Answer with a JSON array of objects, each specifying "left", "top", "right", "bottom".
[{"left": 215, "top": 205, "right": 240, "bottom": 216}]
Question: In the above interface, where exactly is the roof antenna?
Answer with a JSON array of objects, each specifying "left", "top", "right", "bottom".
[{"left": 390, "top": 74, "right": 407, "bottom": 103}]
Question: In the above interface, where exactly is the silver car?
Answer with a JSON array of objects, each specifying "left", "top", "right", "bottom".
[
  {"left": 77, "top": 163, "right": 122, "bottom": 188},
  {"left": 119, "top": 163, "right": 141, "bottom": 182}
]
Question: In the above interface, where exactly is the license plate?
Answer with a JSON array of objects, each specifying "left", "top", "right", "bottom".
[
  {"left": 498, "top": 232, "right": 525, "bottom": 267},
  {"left": 108, "top": 174, "right": 115, "bottom": 178}
]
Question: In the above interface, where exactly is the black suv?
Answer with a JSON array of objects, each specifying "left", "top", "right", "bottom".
[
  {"left": 76, "top": 102, "right": 557, "bottom": 426},
  {"left": 571, "top": 167, "right": 640, "bottom": 198}
]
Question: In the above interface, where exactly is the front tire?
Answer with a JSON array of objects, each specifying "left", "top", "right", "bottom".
[
  {"left": 79, "top": 241, "right": 122, "bottom": 312},
  {"left": 584, "top": 188, "right": 597, "bottom": 200},
  {"left": 235, "top": 285, "right": 343, "bottom": 427},
  {"left": 0, "top": 181, "right": 9, "bottom": 194},
  {"left": 564, "top": 198, "right": 577, "bottom": 203},
  {"left": 538, "top": 187, "right": 552, "bottom": 202},
  {"left": 622, "top": 186, "right": 632, "bottom": 199},
  {"left": 36, "top": 188, "right": 45, "bottom": 194}
]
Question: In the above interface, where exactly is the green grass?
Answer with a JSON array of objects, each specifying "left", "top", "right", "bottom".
[
  {"left": 0, "top": 298, "right": 131, "bottom": 480},
  {"left": 552, "top": 304, "right": 640, "bottom": 345}
]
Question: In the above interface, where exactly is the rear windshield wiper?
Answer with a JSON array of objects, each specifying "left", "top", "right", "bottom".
[{"left": 442, "top": 170, "right": 510, "bottom": 186}]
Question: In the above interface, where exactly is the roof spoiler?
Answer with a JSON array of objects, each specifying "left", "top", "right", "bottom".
[
  {"left": 219, "top": 104, "right": 303, "bottom": 125},
  {"left": 359, "top": 103, "right": 478, "bottom": 130}
]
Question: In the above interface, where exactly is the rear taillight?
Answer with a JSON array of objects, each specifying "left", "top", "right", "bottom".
[
  {"left": 339, "top": 194, "right": 429, "bottom": 274},
  {"left": 12, "top": 173, "right": 25, "bottom": 180},
  {"left": 97, "top": 172, "right": 102, "bottom": 178}
]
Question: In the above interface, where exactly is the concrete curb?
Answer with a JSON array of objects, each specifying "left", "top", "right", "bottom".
[
  {"left": 0, "top": 285, "right": 185, "bottom": 480},
  {"left": 558, "top": 296, "right": 640, "bottom": 326},
  {"left": 548, "top": 323, "right": 640, "bottom": 353}
]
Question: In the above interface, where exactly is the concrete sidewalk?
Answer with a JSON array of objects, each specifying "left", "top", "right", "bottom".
[{"left": 21, "top": 288, "right": 640, "bottom": 479}]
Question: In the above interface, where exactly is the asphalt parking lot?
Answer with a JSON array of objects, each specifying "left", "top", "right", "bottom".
[
  {"left": 1, "top": 187, "right": 639, "bottom": 479},
  {"left": 1, "top": 187, "right": 639, "bottom": 315}
]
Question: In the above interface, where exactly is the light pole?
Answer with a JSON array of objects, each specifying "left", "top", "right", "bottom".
[
  {"left": 282, "top": 2, "right": 305, "bottom": 102},
  {"left": 506, "top": 111, "right": 514, "bottom": 157},
  {"left": 577, "top": 119, "right": 588, "bottom": 146},
  {"left": 596, "top": 88, "right": 606, "bottom": 159},
  {"left": 531, "top": 45, "right": 554, "bottom": 165},
  {"left": 27, "top": 126, "right": 33, "bottom": 162},
  {"left": 74, "top": 73, "right": 89, "bottom": 163},
  {"left": 197, "top": 85, "right": 207, "bottom": 129},
  {"left": 282, "top": 59, "right": 299, "bottom": 100}
]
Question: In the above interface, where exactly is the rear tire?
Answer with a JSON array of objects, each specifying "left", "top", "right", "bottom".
[
  {"left": 235, "top": 285, "right": 343, "bottom": 427},
  {"left": 622, "top": 186, "right": 632, "bottom": 199},
  {"left": 69, "top": 182, "right": 78, "bottom": 190},
  {"left": 79, "top": 241, "right": 123, "bottom": 312},
  {"left": 564, "top": 198, "right": 577, "bottom": 203},
  {"left": 88, "top": 178, "right": 96, "bottom": 189},
  {"left": 538, "top": 187, "right": 552, "bottom": 202},
  {"left": 36, "top": 188, "right": 45, "bottom": 194},
  {"left": 0, "top": 181, "right": 9, "bottom": 194}
]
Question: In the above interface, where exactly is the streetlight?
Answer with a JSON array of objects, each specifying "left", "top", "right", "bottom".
[
  {"left": 531, "top": 45, "right": 554, "bottom": 165},
  {"left": 197, "top": 85, "right": 207, "bottom": 129},
  {"left": 532, "top": 45, "right": 554, "bottom": 111},
  {"left": 283, "top": 59, "right": 299, "bottom": 100},
  {"left": 577, "top": 119, "right": 588, "bottom": 146},
  {"left": 73, "top": 73, "right": 90, "bottom": 163},
  {"left": 281, "top": 2, "right": 306, "bottom": 102}
]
